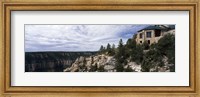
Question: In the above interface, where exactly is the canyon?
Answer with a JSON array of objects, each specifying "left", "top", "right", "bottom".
[{"left": 25, "top": 52, "right": 97, "bottom": 72}]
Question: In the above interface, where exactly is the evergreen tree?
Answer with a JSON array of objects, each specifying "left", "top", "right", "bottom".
[
  {"left": 115, "top": 39, "right": 126, "bottom": 71},
  {"left": 156, "top": 34, "right": 175, "bottom": 64},
  {"left": 125, "top": 39, "right": 134, "bottom": 58},
  {"left": 126, "top": 38, "right": 134, "bottom": 49},
  {"left": 141, "top": 49, "right": 163, "bottom": 72},
  {"left": 131, "top": 44, "right": 144, "bottom": 64},
  {"left": 106, "top": 43, "right": 112, "bottom": 55},
  {"left": 115, "top": 39, "right": 125, "bottom": 63},
  {"left": 116, "top": 62, "right": 124, "bottom": 72},
  {"left": 112, "top": 44, "right": 115, "bottom": 50},
  {"left": 141, "top": 34, "right": 175, "bottom": 72},
  {"left": 103, "top": 47, "right": 106, "bottom": 53},
  {"left": 99, "top": 45, "right": 104, "bottom": 53},
  {"left": 142, "top": 41, "right": 149, "bottom": 50},
  {"left": 107, "top": 43, "right": 111, "bottom": 50},
  {"left": 110, "top": 44, "right": 116, "bottom": 56}
]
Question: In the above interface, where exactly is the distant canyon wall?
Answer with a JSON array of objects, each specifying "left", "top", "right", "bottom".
[{"left": 25, "top": 52, "right": 97, "bottom": 72}]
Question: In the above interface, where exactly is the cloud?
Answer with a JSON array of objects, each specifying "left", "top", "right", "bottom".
[{"left": 25, "top": 25, "right": 148, "bottom": 52}]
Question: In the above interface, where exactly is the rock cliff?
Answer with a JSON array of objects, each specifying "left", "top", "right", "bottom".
[
  {"left": 25, "top": 52, "right": 97, "bottom": 72},
  {"left": 63, "top": 54, "right": 142, "bottom": 72}
]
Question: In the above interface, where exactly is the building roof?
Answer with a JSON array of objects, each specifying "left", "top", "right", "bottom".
[
  {"left": 168, "top": 25, "right": 175, "bottom": 29},
  {"left": 138, "top": 25, "right": 175, "bottom": 32}
]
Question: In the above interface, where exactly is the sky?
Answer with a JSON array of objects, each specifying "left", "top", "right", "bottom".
[{"left": 25, "top": 25, "right": 148, "bottom": 52}]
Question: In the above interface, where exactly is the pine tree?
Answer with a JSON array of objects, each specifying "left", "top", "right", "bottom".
[
  {"left": 114, "top": 39, "right": 126, "bottom": 71},
  {"left": 110, "top": 44, "right": 116, "bottom": 55},
  {"left": 131, "top": 44, "right": 144, "bottom": 64},
  {"left": 112, "top": 44, "right": 115, "bottom": 50},
  {"left": 106, "top": 43, "right": 112, "bottom": 55},
  {"left": 116, "top": 62, "right": 124, "bottom": 72},
  {"left": 142, "top": 41, "right": 149, "bottom": 50},
  {"left": 126, "top": 39, "right": 133, "bottom": 49},
  {"left": 99, "top": 45, "right": 104, "bottom": 53},
  {"left": 115, "top": 39, "right": 125, "bottom": 63},
  {"left": 107, "top": 43, "right": 111, "bottom": 50}
]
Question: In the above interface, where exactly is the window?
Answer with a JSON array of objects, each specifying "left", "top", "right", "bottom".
[
  {"left": 140, "top": 41, "right": 142, "bottom": 43},
  {"left": 146, "top": 31, "right": 151, "bottom": 38},
  {"left": 155, "top": 29, "right": 161, "bottom": 37},
  {"left": 147, "top": 40, "right": 150, "bottom": 44},
  {"left": 139, "top": 33, "right": 143, "bottom": 38}
]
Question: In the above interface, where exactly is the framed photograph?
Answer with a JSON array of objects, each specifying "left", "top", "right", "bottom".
[{"left": 0, "top": 0, "right": 199, "bottom": 97}]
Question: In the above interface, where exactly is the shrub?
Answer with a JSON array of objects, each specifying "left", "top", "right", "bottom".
[
  {"left": 131, "top": 44, "right": 144, "bottom": 64},
  {"left": 97, "top": 65, "right": 105, "bottom": 72},
  {"left": 141, "top": 34, "right": 175, "bottom": 72},
  {"left": 156, "top": 34, "right": 175, "bottom": 64},
  {"left": 141, "top": 49, "right": 163, "bottom": 72},
  {"left": 116, "top": 63, "right": 124, "bottom": 72}
]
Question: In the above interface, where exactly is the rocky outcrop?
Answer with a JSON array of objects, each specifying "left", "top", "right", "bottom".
[
  {"left": 25, "top": 52, "right": 173, "bottom": 72},
  {"left": 63, "top": 53, "right": 174, "bottom": 72},
  {"left": 64, "top": 54, "right": 116, "bottom": 72},
  {"left": 63, "top": 54, "right": 142, "bottom": 72},
  {"left": 124, "top": 62, "right": 141, "bottom": 72}
]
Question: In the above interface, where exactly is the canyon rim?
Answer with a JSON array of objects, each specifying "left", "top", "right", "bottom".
[{"left": 25, "top": 24, "right": 175, "bottom": 72}]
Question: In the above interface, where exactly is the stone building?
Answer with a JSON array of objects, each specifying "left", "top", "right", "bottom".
[{"left": 135, "top": 25, "right": 175, "bottom": 45}]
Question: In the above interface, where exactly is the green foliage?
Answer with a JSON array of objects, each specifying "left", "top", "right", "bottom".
[
  {"left": 114, "top": 39, "right": 126, "bottom": 72},
  {"left": 141, "top": 49, "right": 163, "bottom": 72},
  {"left": 126, "top": 39, "right": 134, "bottom": 49},
  {"left": 119, "top": 39, "right": 124, "bottom": 47},
  {"left": 116, "top": 62, "right": 124, "bottom": 72},
  {"left": 131, "top": 44, "right": 144, "bottom": 64},
  {"left": 97, "top": 65, "right": 105, "bottom": 72},
  {"left": 106, "top": 43, "right": 112, "bottom": 55},
  {"left": 156, "top": 34, "right": 175, "bottom": 64},
  {"left": 99, "top": 45, "right": 106, "bottom": 54},
  {"left": 99, "top": 45, "right": 104, "bottom": 51},
  {"left": 109, "top": 44, "right": 116, "bottom": 56},
  {"left": 142, "top": 41, "right": 149, "bottom": 50},
  {"left": 115, "top": 39, "right": 125, "bottom": 63},
  {"left": 99, "top": 43, "right": 116, "bottom": 56},
  {"left": 96, "top": 33, "right": 175, "bottom": 72},
  {"left": 125, "top": 38, "right": 137, "bottom": 59},
  {"left": 107, "top": 43, "right": 111, "bottom": 50},
  {"left": 112, "top": 44, "right": 115, "bottom": 49},
  {"left": 141, "top": 34, "right": 175, "bottom": 72}
]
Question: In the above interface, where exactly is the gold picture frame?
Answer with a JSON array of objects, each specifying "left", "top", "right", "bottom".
[{"left": 0, "top": 0, "right": 199, "bottom": 97}]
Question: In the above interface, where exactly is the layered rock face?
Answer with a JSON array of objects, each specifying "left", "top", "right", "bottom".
[
  {"left": 63, "top": 54, "right": 142, "bottom": 72},
  {"left": 25, "top": 52, "right": 172, "bottom": 72},
  {"left": 63, "top": 54, "right": 115, "bottom": 72},
  {"left": 63, "top": 54, "right": 173, "bottom": 72},
  {"left": 25, "top": 52, "right": 97, "bottom": 72}
]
